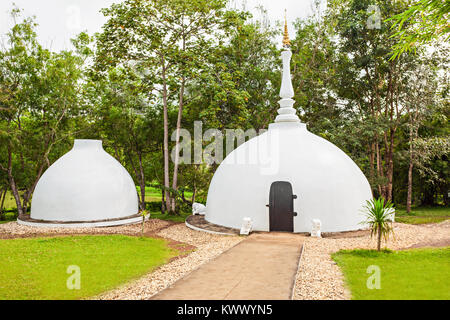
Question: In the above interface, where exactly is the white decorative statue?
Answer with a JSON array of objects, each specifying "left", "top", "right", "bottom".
[
  {"left": 311, "top": 219, "right": 322, "bottom": 238},
  {"left": 192, "top": 202, "right": 206, "bottom": 215},
  {"left": 240, "top": 217, "right": 253, "bottom": 235},
  {"left": 386, "top": 208, "right": 396, "bottom": 222}
]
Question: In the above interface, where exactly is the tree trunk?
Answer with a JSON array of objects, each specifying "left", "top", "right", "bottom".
[
  {"left": 9, "top": 175, "right": 24, "bottom": 218},
  {"left": 442, "top": 187, "right": 449, "bottom": 206},
  {"left": 2, "top": 148, "right": 24, "bottom": 218},
  {"left": 407, "top": 123, "right": 419, "bottom": 213},
  {"left": 161, "top": 186, "right": 166, "bottom": 214},
  {"left": 406, "top": 125, "right": 415, "bottom": 214},
  {"left": 377, "top": 226, "right": 382, "bottom": 251},
  {"left": 192, "top": 186, "right": 196, "bottom": 205},
  {"left": 386, "top": 129, "right": 396, "bottom": 202},
  {"left": 161, "top": 60, "right": 171, "bottom": 213},
  {"left": 406, "top": 161, "right": 413, "bottom": 214},
  {"left": 138, "top": 153, "right": 146, "bottom": 211},
  {"left": 0, "top": 188, "right": 6, "bottom": 220},
  {"left": 171, "top": 76, "right": 186, "bottom": 213}
]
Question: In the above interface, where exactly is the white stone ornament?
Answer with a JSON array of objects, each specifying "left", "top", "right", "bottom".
[
  {"left": 240, "top": 217, "right": 253, "bottom": 235},
  {"left": 311, "top": 219, "right": 322, "bottom": 238},
  {"left": 205, "top": 19, "right": 373, "bottom": 233},
  {"left": 21, "top": 139, "right": 140, "bottom": 227},
  {"left": 192, "top": 202, "right": 206, "bottom": 215},
  {"left": 386, "top": 208, "right": 395, "bottom": 222}
]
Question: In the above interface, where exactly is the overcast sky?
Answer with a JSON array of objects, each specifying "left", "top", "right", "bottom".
[{"left": 0, "top": 0, "right": 324, "bottom": 52}]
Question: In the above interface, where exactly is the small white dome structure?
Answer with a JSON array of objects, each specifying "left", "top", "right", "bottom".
[
  {"left": 19, "top": 139, "right": 140, "bottom": 228},
  {"left": 205, "top": 22, "right": 372, "bottom": 233}
]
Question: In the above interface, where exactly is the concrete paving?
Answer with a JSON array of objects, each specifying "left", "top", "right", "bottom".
[{"left": 151, "top": 232, "right": 304, "bottom": 300}]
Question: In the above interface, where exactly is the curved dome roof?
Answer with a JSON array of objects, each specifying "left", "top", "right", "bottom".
[
  {"left": 30, "top": 140, "right": 139, "bottom": 223},
  {"left": 205, "top": 122, "right": 372, "bottom": 232},
  {"left": 206, "top": 25, "right": 372, "bottom": 233}
]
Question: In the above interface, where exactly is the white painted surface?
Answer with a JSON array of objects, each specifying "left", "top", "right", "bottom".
[
  {"left": 311, "top": 219, "right": 322, "bottom": 237},
  {"left": 17, "top": 215, "right": 142, "bottom": 228},
  {"left": 240, "top": 217, "right": 253, "bottom": 235},
  {"left": 205, "top": 40, "right": 372, "bottom": 233},
  {"left": 192, "top": 202, "right": 206, "bottom": 215},
  {"left": 275, "top": 49, "right": 300, "bottom": 123},
  {"left": 205, "top": 123, "right": 373, "bottom": 232},
  {"left": 386, "top": 207, "right": 396, "bottom": 222},
  {"left": 31, "top": 140, "right": 139, "bottom": 223}
]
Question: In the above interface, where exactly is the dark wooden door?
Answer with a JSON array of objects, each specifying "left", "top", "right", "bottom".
[{"left": 268, "top": 181, "right": 295, "bottom": 232}]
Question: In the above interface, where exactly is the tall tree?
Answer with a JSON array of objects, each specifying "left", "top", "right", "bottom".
[
  {"left": 96, "top": 0, "right": 240, "bottom": 213},
  {"left": 326, "top": 0, "right": 427, "bottom": 201},
  {"left": 89, "top": 66, "right": 160, "bottom": 211},
  {"left": 0, "top": 9, "right": 83, "bottom": 218}
]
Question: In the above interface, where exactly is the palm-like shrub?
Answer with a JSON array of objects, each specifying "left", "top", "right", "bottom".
[
  {"left": 140, "top": 210, "right": 150, "bottom": 237},
  {"left": 362, "top": 198, "right": 395, "bottom": 251}
]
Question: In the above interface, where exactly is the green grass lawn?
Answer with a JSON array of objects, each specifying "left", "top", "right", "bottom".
[
  {"left": 150, "top": 211, "right": 191, "bottom": 223},
  {"left": 136, "top": 186, "right": 193, "bottom": 203},
  {"left": 395, "top": 206, "right": 449, "bottom": 224},
  {"left": 0, "top": 235, "right": 178, "bottom": 300},
  {"left": 332, "top": 247, "right": 450, "bottom": 300}
]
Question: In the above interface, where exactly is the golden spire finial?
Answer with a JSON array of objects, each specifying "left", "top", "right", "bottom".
[{"left": 282, "top": 9, "right": 291, "bottom": 48}]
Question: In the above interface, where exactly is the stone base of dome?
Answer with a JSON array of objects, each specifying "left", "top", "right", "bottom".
[
  {"left": 185, "top": 215, "right": 240, "bottom": 236},
  {"left": 17, "top": 214, "right": 143, "bottom": 228}
]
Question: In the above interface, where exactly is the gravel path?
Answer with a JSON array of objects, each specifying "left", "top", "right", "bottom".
[
  {"left": 0, "top": 219, "right": 173, "bottom": 238},
  {"left": 293, "top": 220, "right": 450, "bottom": 300}
]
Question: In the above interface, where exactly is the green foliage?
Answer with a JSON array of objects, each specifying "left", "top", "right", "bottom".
[
  {"left": 389, "top": 0, "right": 450, "bottom": 59},
  {"left": 150, "top": 211, "right": 191, "bottom": 223},
  {"left": 0, "top": 8, "right": 85, "bottom": 216},
  {"left": 0, "top": 1, "right": 448, "bottom": 216},
  {"left": 0, "top": 235, "right": 178, "bottom": 300},
  {"left": 361, "top": 197, "right": 395, "bottom": 250},
  {"left": 188, "top": 19, "right": 279, "bottom": 130},
  {"left": 332, "top": 247, "right": 450, "bottom": 299}
]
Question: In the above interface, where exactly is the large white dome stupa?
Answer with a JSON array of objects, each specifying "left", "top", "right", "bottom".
[
  {"left": 205, "top": 22, "right": 372, "bottom": 233},
  {"left": 19, "top": 139, "right": 140, "bottom": 228}
]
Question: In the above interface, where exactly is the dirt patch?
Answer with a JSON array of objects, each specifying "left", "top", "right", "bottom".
[
  {"left": 322, "top": 229, "right": 371, "bottom": 239},
  {"left": 404, "top": 238, "right": 450, "bottom": 249}
]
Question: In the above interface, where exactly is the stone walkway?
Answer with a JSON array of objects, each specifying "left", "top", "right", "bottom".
[{"left": 151, "top": 232, "right": 304, "bottom": 300}]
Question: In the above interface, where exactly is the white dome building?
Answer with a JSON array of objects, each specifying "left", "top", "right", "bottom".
[
  {"left": 205, "top": 23, "right": 372, "bottom": 233},
  {"left": 18, "top": 139, "right": 140, "bottom": 228}
]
